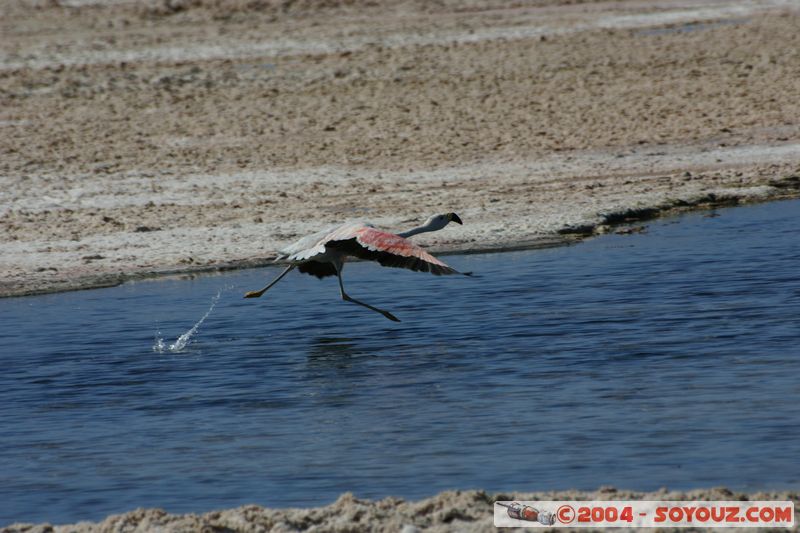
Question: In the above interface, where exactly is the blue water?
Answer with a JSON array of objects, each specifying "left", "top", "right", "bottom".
[{"left": 1, "top": 200, "right": 799, "bottom": 525}]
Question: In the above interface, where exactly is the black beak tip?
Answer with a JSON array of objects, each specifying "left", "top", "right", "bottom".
[{"left": 451, "top": 213, "right": 463, "bottom": 225}]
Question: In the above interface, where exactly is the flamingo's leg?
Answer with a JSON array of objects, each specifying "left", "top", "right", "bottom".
[
  {"left": 244, "top": 265, "right": 295, "bottom": 298},
  {"left": 335, "top": 267, "right": 400, "bottom": 322}
]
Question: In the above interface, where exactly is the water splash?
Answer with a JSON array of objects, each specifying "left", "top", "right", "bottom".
[{"left": 153, "top": 290, "right": 222, "bottom": 353}]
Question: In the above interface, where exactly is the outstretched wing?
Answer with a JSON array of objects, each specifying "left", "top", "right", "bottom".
[
  {"left": 280, "top": 222, "right": 458, "bottom": 275},
  {"left": 277, "top": 225, "right": 339, "bottom": 261},
  {"left": 328, "top": 226, "right": 459, "bottom": 275}
]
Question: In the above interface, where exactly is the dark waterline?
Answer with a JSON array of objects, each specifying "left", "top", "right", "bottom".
[{"left": 1, "top": 200, "right": 799, "bottom": 525}]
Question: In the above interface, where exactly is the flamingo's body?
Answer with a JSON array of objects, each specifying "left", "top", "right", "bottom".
[{"left": 244, "top": 213, "right": 464, "bottom": 321}]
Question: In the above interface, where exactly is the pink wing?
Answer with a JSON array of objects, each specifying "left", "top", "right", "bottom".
[{"left": 329, "top": 226, "right": 458, "bottom": 276}]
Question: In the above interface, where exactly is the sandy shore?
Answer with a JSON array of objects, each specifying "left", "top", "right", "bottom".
[
  {"left": 2, "top": 0, "right": 800, "bottom": 297},
  {"left": 2, "top": 1, "right": 800, "bottom": 529},
  {"left": 5, "top": 487, "right": 798, "bottom": 532}
]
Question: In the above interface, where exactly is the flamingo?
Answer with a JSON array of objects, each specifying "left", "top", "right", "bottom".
[{"left": 244, "top": 212, "right": 465, "bottom": 322}]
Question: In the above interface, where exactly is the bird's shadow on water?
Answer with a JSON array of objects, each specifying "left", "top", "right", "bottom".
[
  {"left": 305, "top": 337, "right": 377, "bottom": 367},
  {"left": 303, "top": 337, "right": 384, "bottom": 407}
]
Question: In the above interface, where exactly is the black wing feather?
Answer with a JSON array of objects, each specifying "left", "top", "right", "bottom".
[
  {"left": 327, "top": 238, "right": 457, "bottom": 275},
  {"left": 297, "top": 261, "right": 338, "bottom": 278}
]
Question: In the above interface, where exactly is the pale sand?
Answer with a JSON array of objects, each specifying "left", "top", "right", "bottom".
[
  {"left": 5, "top": 488, "right": 799, "bottom": 532},
  {"left": 2, "top": 0, "right": 800, "bottom": 297},
  {"left": 2, "top": 142, "right": 799, "bottom": 297}
]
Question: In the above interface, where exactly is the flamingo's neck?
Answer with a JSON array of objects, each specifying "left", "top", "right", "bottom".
[{"left": 398, "top": 223, "right": 434, "bottom": 238}]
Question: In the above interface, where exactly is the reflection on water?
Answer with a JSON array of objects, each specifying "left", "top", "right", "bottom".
[
  {"left": 1, "top": 200, "right": 800, "bottom": 525},
  {"left": 308, "top": 337, "right": 363, "bottom": 361}
]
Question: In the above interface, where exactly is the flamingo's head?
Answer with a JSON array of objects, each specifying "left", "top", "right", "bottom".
[{"left": 425, "top": 212, "right": 463, "bottom": 230}]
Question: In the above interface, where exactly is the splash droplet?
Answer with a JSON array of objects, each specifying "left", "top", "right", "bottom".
[{"left": 153, "top": 290, "right": 222, "bottom": 353}]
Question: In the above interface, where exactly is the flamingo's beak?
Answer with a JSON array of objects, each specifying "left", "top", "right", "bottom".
[{"left": 449, "top": 213, "right": 463, "bottom": 225}]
